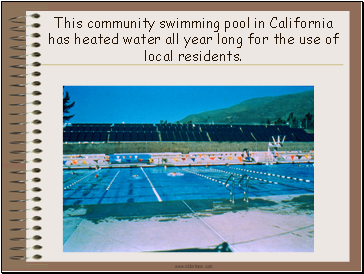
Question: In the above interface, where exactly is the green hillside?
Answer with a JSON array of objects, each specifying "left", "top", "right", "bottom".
[{"left": 179, "top": 90, "right": 314, "bottom": 125}]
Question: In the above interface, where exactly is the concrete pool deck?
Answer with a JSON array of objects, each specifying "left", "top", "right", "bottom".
[
  {"left": 63, "top": 150, "right": 314, "bottom": 169},
  {"left": 63, "top": 159, "right": 314, "bottom": 170},
  {"left": 63, "top": 194, "right": 314, "bottom": 252}
]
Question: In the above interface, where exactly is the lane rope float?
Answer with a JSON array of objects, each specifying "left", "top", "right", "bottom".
[
  {"left": 230, "top": 167, "right": 311, "bottom": 183},
  {"left": 63, "top": 168, "right": 101, "bottom": 189}
]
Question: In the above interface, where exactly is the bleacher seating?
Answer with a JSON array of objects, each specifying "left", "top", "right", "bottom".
[
  {"left": 180, "top": 131, "right": 188, "bottom": 141},
  {"left": 152, "top": 132, "right": 158, "bottom": 141},
  {"left": 278, "top": 126, "right": 299, "bottom": 142},
  {"left": 160, "top": 131, "right": 168, "bottom": 141},
  {"left": 63, "top": 132, "right": 71, "bottom": 142},
  {"left": 145, "top": 132, "right": 153, "bottom": 141},
  {"left": 63, "top": 123, "right": 314, "bottom": 143},
  {"left": 194, "top": 132, "right": 203, "bottom": 142},
  {"left": 201, "top": 132, "right": 210, "bottom": 141},
  {"left": 167, "top": 131, "right": 175, "bottom": 141},
  {"left": 77, "top": 132, "right": 86, "bottom": 142},
  {"left": 174, "top": 131, "right": 182, "bottom": 141},
  {"left": 187, "top": 132, "right": 196, "bottom": 142},
  {"left": 69, "top": 132, "right": 79, "bottom": 142}
]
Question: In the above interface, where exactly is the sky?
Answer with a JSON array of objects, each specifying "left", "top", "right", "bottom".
[{"left": 64, "top": 86, "right": 314, "bottom": 124}]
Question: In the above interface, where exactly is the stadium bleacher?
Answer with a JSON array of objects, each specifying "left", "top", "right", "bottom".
[{"left": 63, "top": 123, "right": 314, "bottom": 143}]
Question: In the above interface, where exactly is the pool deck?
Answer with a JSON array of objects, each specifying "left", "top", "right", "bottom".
[
  {"left": 63, "top": 159, "right": 314, "bottom": 170},
  {"left": 63, "top": 150, "right": 314, "bottom": 169},
  {"left": 63, "top": 194, "right": 314, "bottom": 252}
]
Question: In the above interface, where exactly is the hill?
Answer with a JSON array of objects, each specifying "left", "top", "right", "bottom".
[{"left": 179, "top": 90, "right": 314, "bottom": 125}]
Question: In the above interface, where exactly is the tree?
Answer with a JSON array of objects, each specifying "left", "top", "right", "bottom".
[
  {"left": 63, "top": 91, "right": 75, "bottom": 122},
  {"left": 291, "top": 117, "right": 297, "bottom": 128},
  {"left": 305, "top": 112, "right": 313, "bottom": 120},
  {"left": 309, "top": 118, "right": 314, "bottom": 129},
  {"left": 287, "top": 112, "right": 294, "bottom": 122},
  {"left": 274, "top": 117, "right": 286, "bottom": 125},
  {"left": 266, "top": 118, "right": 271, "bottom": 125},
  {"left": 287, "top": 112, "right": 297, "bottom": 128},
  {"left": 302, "top": 112, "right": 314, "bottom": 129}
]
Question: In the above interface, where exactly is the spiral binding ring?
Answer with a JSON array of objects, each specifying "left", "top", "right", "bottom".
[
  {"left": 10, "top": 91, "right": 42, "bottom": 96},
  {"left": 9, "top": 23, "right": 40, "bottom": 32},
  {"left": 9, "top": 207, "right": 42, "bottom": 213},
  {"left": 10, "top": 149, "right": 43, "bottom": 154},
  {"left": 22, "top": 207, "right": 41, "bottom": 212},
  {"left": 10, "top": 110, "right": 42, "bottom": 115},
  {"left": 10, "top": 216, "right": 42, "bottom": 221},
  {"left": 10, "top": 226, "right": 42, "bottom": 231},
  {"left": 10, "top": 245, "right": 43, "bottom": 251},
  {"left": 10, "top": 42, "right": 41, "bottom": 50},
  {"left": 10, "top": 52, "right": 41, "bottom": 60},
  {"left": 10, "top": 119, "right": 42, "bottom": 125},
  {"left": 10, "top": 177, "right": 41, "bottom": 184},
  {"left": 9, "top": 255, "right": 42, "bottom": 261},
  {"left": 10, "top": 235, "right": 42, "bottom": 241},
  {"left": 10, "top": 62, "right": 41, "bottom": 69},
  {"left": 10, "top": 197, "right": 41, "bottom": 203},
  {"left": 10, "top": 71, "right": 41, "bottom": 78},
  {"left": 10, "top": 81, "right": 41, "bottom": 87},
  {"left": 10, "top": 130, "right": 42, "bottom": 134},
  {"left": 9, "top": 13, "right": 42, "bottom": 261},
  {"left": 9, "top": 100, "right": 42, "bottom": 106},
  {"left": 10, "top": 33, "right": 41, "bottom": 41},
  {"left": 10, "top": 140, "right": 42, "bottom": 145},
  {"left": 10, "top": 187, "right": 42, "bottom": 193},
  {"left": 10, "top": 168, "right": 41, "bottom": 174},
  {"left": 9, "top": 13, "right": 40, "bottom": 23},
  {"left": 10, "top": 158, "right": 42, "bottom": 164}
]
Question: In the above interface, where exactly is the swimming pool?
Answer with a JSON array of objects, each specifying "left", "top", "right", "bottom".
[{"left": 63, "top": 164, "right": 314, "bottom": 206}]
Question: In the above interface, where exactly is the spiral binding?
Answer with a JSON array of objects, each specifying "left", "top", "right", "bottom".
[{"left": 9, "top": 13, "right": 42, "bottom": 261}]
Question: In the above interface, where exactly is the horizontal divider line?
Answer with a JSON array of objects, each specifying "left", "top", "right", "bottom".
[{"left": 43, "top": 64, "right": 343, "bottom": 66}]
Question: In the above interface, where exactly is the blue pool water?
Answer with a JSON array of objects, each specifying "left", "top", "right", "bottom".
[{"left": 63, "top": 164, "right": 314, "bottom": 206}]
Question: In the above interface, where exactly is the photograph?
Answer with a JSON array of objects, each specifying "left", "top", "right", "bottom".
[{"left": 62, "top": 86, "right": 314, "bottom": 252}]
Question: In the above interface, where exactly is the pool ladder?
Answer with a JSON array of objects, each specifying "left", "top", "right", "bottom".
[{"left": 224, "top": 174, "right": 250, "bottom": 204}]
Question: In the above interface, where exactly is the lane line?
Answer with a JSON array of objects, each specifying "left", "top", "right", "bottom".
[
  {"left": 97, "top": 170, "right": 120, "bottom": 205},
  {"left": 140, "top": 167, "right": 162, "bottom": 202},
  {"left": 182, "top": 200, "right": 237, "bottom": 252},
  {"left": 106, "top": 170, "right": 120, "bottom": 190},
  {"left": 231, "top": 167, "right": 312, "bottom": 183},
  {"left": 63, "top": 168, "right": 100, "bottom": 189},
  {"left": 204, "top": 167, "right": 314, "bottom": 193}
]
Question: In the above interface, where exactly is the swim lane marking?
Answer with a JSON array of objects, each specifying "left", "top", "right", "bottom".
[
  {"left": 229, "top": 167, "right": 311, "bottom": 182},
  {"left": 209, "top": 168, "right": 313, "bottom": 192},
  {"left": 63, "top": 168, "right": 100, "bottom": 189},
  {"left": 182, "top": 200, "right": 237, "bottom": 252},
  {"left": 183, "top": 168, "right": 222, "bottom": 183},
  {"left": 106, "top": 170, "right": 120, "bottom": 190},
  {"left": 97, "top": 170, "right": 121, "bottom": 204},
  {"left": 140, "top": 167, "right": 162, "bottom": 202}
]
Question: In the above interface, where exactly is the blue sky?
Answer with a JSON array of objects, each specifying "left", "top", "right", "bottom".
[{"left": 64, "top": 86, "right": 313, "bottom": 124}]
